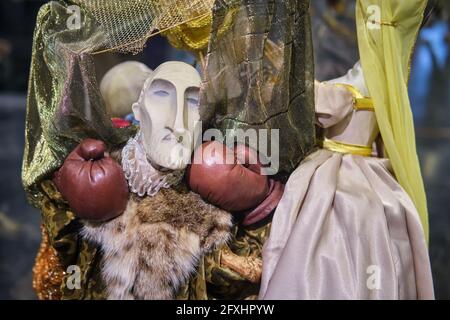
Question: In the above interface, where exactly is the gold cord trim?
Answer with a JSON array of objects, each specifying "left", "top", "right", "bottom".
[{"left": 368, "top": 20, "right": 397, "bottom": 27}]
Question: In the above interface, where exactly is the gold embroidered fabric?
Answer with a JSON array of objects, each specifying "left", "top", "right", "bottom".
[
  {"left": 163, "top": 7, "right": 238, "bottom": 54},
  {"left": 163, "top": 13, "right": 213, "bottom": 52},
  {"left": 36, "top": 180, "right": 106, "bottom": 300}
]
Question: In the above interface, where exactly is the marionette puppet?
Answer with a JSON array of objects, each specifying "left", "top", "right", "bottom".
[
  {"left": 25, "top": 0, "right": 314, "bottom": 300},
  {"left": 53, "top": 61, "right": 229, "bottom": 299},
  {"left": 53, "top": 61, "right": 285, "bottom": 299},
  {"left": 259, "top": 0, "right": 435, "bottom": 300}
]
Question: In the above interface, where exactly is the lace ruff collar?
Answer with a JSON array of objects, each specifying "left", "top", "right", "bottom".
[{"left": 121, "top": 132, "right": 184, "bottom": 197}]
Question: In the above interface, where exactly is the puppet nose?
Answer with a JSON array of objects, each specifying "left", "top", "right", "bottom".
[
  {"left": 173, "top": 92, "right": 186, "bottom": 132},
  {"left": 173, "top": 128, "right": 191, "bottom": 145}
]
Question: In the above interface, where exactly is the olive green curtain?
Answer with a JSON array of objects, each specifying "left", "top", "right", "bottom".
[
  {"left": 22, "top": 1, "right": 135, "bottom": 208},
  {"left": 200, "top": 0, "right": 316, "bottom": 177}
]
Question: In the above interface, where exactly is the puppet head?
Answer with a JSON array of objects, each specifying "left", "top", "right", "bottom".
[
  {"left": 132, "top": 61, "right": 201, "bottom": 170},
  {"left": 100, "top": 61, "right": 152, "bottom": 118}
]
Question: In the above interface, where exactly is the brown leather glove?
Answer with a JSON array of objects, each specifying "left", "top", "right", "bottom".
[
  {"left": 53, "top": 139, "right": 129, "bottom": 221},
  {"left": 187, "top": 141, "right": 284, "bottom": 225}
]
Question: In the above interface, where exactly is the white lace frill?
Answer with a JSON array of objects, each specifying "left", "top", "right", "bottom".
[{"left": 121, "top": 132, "right": 184, "bottom": 197}]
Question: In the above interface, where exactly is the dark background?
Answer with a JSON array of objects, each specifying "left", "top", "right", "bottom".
[{"left": 0, "top": 0, "right": 449, "bottom": 299}]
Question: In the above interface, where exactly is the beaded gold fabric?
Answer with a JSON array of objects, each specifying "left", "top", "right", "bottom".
[{"left": 33, "top": 226, "right": 65, "bottom": 300}]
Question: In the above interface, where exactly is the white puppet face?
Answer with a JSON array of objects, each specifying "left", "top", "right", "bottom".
[{"left": 132, "top": 61, "right": 201, "bottom": 170}]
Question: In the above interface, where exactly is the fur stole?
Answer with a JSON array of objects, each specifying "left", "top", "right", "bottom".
[{"left": 82, "top": 186, "right": 232, "bottom": 299}]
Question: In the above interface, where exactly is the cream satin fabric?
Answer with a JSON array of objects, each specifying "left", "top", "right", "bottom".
[{"left": 259, "top": 64, "right": 434, "bottom": 300}]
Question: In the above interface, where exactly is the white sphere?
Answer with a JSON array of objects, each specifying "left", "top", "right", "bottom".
[{"left": 100, "top": 61, "right": 152, "bottom": 118}]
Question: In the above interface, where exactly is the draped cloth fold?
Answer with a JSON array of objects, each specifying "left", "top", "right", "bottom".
[
  {"left": 259, "top": 150, "right": 434, "bottom": 299},
  {"left": 355, "top": 0, "right": 429, "bottom": 241},
  {"left": 22, "top": 1, "right": 135, "bottom": 208},
  {"left": 259, "top": 60, "right": 434, "bottom": 300}
]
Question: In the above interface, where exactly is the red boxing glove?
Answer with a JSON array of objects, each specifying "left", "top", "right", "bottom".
[
  {"left": 54, "top": 139, "right": 129, "bottom": 221},
  {"left": 187, "top": 142, "right": 283, "bottom": 224},
  {"left": 188, "top": 141, "right": 269, "bottom": 212}
]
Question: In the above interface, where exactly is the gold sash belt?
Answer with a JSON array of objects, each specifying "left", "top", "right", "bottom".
[{"left": 320, "top": 138, "right": 373, "bottom": 157}]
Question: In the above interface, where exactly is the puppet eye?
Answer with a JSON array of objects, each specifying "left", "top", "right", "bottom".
[
  {"left": 153, "top": 90, "right": 169, "bottom": 97},
  {"left": 187, "top": 97, "right": 199, "bottom": 106}
]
